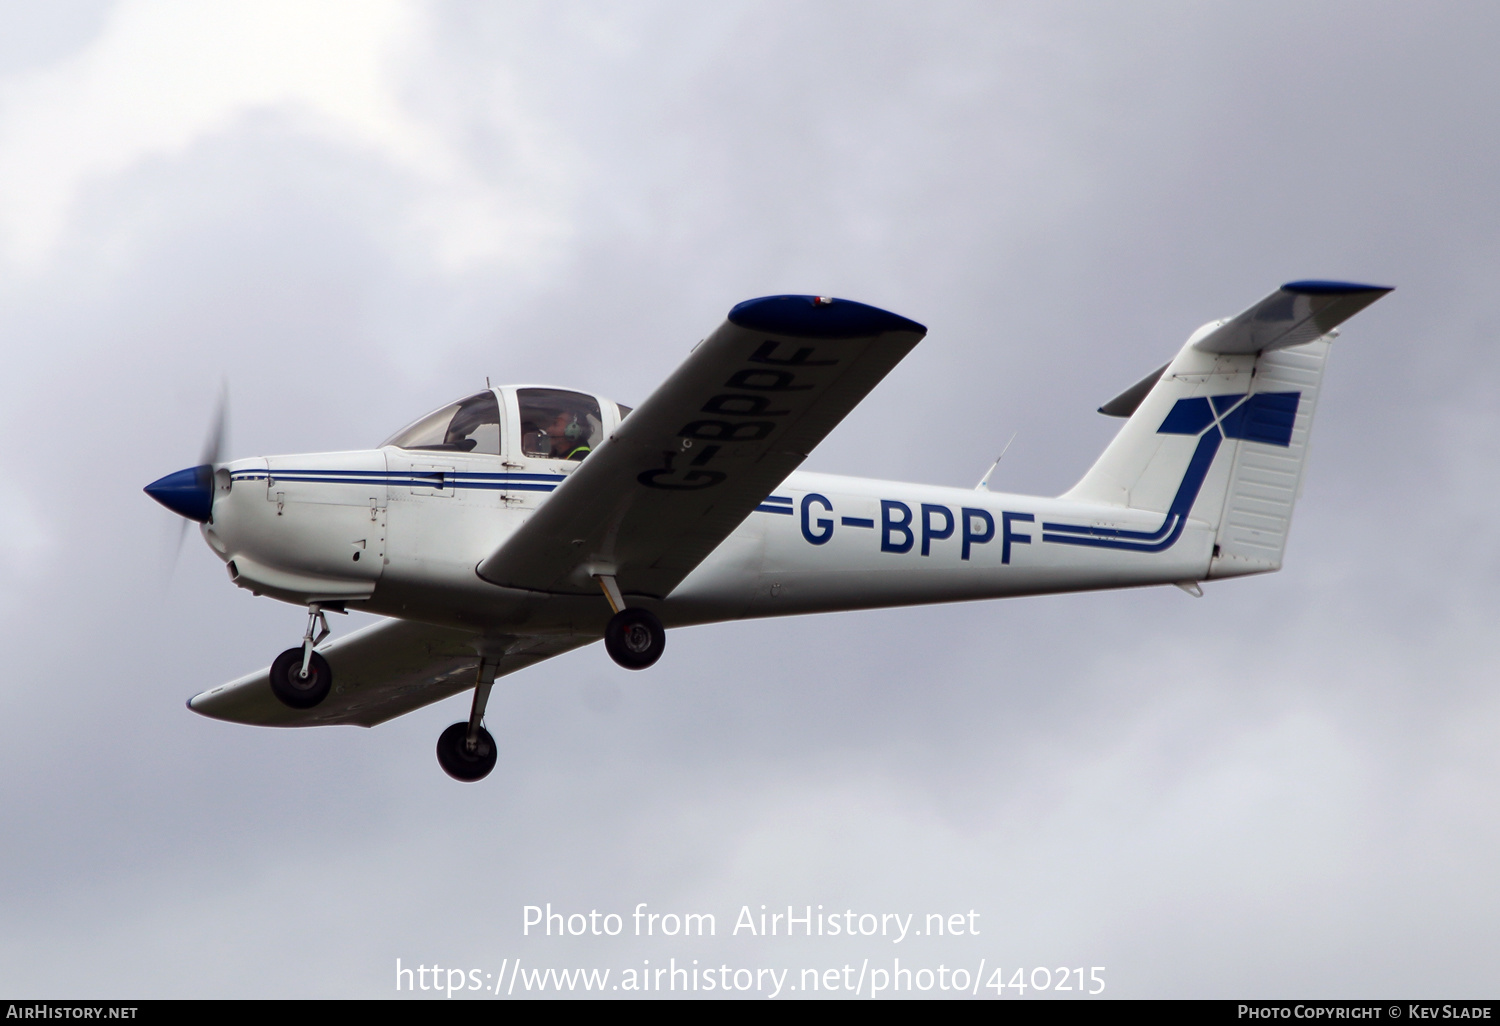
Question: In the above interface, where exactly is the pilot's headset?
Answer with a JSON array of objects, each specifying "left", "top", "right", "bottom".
[{"left": 561, "top": 412, "right": 586, "bottom": 442}]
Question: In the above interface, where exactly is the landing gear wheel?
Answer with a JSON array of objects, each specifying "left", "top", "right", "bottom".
[
  {"left": 268, "top": 648, "right": 332, "bottom": 709},
  {"left": 604, "top": 608, "right": 665, "bottom": 670},
  {"left": 436, "top": 722, "right": 497, "bottom": 782}
]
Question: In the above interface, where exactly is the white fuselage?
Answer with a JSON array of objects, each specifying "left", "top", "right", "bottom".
[{"left": 203, "top": 448, "right": 1212, "bottom": 639}]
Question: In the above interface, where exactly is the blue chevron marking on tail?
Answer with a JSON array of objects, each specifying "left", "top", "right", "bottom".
[
  {"left": 1219, "top": 392, "right": 1299, "bottom": 446},
  {"left": 1042, "top": 391, "right": 1300, "bottom": 553}
]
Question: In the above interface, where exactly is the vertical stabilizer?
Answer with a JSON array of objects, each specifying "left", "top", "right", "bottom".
[
  {"left": 1062, "top": 281, "right": 1390, "bottom": 579},
  {"left": 1061, "top": 327, "right": 1256, "bottom": 524}
]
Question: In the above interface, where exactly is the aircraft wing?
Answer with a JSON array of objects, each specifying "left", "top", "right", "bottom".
[
  {"left": 187, "top": 618, "right": 589, "bottom": 728},
  {"left": 476, "top": 295, "right": 927, "bottom": 600},
  {"left": 1192, "top": 280, "right": 1393, "bottom": 355}
]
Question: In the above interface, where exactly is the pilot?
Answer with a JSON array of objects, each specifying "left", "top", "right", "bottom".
[{"left": 545, "top": 410, "right": 591, "bottom": 461}]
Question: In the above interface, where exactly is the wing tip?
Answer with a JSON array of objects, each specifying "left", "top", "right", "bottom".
[
  {"left": 186, "top": 688, "right": 231, "bottom": 721},
  {"left": 1281, "top": 280, "right": 1395, "bottom": 296},
  {"left": 728, "top": 295, "right": 927, "bottom": 339}
]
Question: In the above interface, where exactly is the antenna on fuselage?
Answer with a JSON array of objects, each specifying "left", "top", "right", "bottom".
[{"left": 975, "top": 432, "right": 1017, "bottom": 491}]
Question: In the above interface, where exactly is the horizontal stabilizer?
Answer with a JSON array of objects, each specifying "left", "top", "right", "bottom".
[
  {"left": 1191, "top": 281, "right": 1392, "bottom": 355},
  {"left": 1098, "top": 361, "right": 1169, "bottom": 418}
]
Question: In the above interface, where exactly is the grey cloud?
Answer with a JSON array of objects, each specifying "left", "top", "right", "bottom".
[{"left": 0, "top": 0, "right": 1495, "bottom": 997}]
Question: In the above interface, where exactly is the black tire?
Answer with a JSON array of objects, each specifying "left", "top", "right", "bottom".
[
  {"left": 268, "top": 648, "right": 332, "bottom": 709},
  {"left": 604, "top": 607, "right": 666, "bottom": 670},
  {"left": 436, "top": 722, "right": 497, "bottom": 782}
]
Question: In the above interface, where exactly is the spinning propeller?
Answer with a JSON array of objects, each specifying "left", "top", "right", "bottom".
[{"left": 145, "top": 386, "right": 228, "bottom": 557}]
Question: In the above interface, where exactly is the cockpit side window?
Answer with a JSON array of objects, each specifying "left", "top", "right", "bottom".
[
  {"left": 517, "top": 388, "right": 603, "bottom": 461},
  {"left": 382, "top": 391, "right": 502, "bottom": 454}
]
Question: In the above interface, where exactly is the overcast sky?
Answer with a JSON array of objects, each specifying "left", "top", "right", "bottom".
[{"left": 1, "top": 0, "right": 1497, "bottom": 1000}]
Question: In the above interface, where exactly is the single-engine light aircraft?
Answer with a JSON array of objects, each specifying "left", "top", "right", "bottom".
[{"left": 146, "top": 286, "right": 1390, "bottom": 781}]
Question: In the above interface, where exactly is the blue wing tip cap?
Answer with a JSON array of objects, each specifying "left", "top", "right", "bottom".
[
  {"left": 727, "top": 295, "right": 927, "bottom": 339},
  {"left": 1281, "top": 280, "right": 1395, "bottom": 295}
]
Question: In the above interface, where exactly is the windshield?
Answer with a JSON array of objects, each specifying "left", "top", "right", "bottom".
[{"left": 382, "top": 391, "right": 502, "bottom": 454}]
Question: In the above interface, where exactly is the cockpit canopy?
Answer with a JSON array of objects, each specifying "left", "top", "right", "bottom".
[
  {"left": 382, "top": 390, "right": 502, "bottom": 454},
  {"left": 382, "top": 386, "right": 630, "bottom": 462}
]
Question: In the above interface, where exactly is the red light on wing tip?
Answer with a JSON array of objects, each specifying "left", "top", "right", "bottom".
[{"left": 813, "top": 296, "right": 833, "bottom": 306}]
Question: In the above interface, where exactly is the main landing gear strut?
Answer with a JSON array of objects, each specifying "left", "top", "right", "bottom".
[
  {"left": 436, "top": 661, "right": 498, "bottom": 782},
  {"left": 597, "top": 574, "right": 666, "bottom": 670},
  {"left": 268, "top": 603, "right": 334, "bottom": 709}
]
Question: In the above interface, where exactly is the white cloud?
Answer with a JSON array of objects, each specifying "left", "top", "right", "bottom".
[{"left": 0, "top": 0, "right": 568, "bottom": 270}]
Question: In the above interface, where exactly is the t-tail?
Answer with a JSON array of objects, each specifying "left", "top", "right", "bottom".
[{"left": 1061, "top": 281, "right": 1391, "bottom": 579}]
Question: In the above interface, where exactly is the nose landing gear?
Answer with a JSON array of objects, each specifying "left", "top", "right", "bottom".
[{"left": 268, "top": 604, "right": 334, "bottom": 709}]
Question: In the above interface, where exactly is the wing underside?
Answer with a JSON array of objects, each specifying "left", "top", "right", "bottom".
[{"left": 188, "top": 618, "right": 589, "bottom": 728}]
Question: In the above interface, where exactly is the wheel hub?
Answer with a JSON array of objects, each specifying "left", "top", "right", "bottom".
[{"left": 288, "top": 664, "right": 322, "bottom": 692}]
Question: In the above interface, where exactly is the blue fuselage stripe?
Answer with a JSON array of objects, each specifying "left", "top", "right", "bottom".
[
  {"left": 1041, "top": 427, "right": 1224, "bottom": 552},
  {"left": 235, "top": 470, "right": 563, "bottom": 493}
]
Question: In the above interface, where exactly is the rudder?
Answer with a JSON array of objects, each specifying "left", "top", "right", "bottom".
[{"left": 1206, "top": 340, "right": 1329, "bottom": 577}]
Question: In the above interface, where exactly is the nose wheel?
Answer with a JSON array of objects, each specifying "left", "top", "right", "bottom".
[
  {"left": 269, "top": 648, "right": 332, "bottom": 708},
  {"left": 268, "top": 604, "right": 335, "bottom": 709}
]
